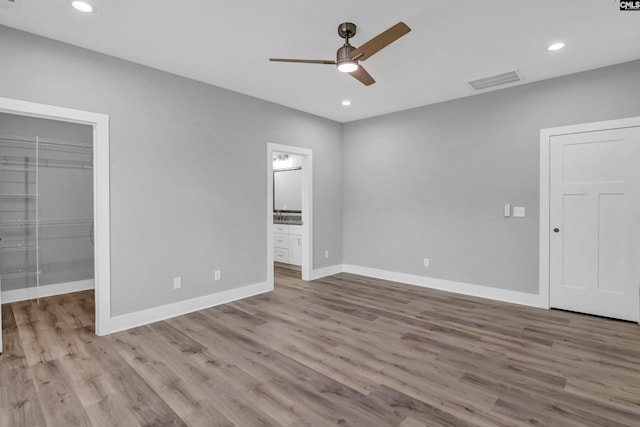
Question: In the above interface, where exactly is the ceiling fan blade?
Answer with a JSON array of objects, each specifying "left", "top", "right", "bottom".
[
  {"left": 270, "top": 58, "right": 336, "bottom": 65},
  {"left": 351, "top": 22, "right": 411, "bottom": 62},
  {"left": 349, "top": 65, "right": 375, "bottom": 86}
]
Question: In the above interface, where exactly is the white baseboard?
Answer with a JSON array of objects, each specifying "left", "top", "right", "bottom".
[
  {"left": 310, "top": 264, "right": 345, "bottom": 280},
  {"left": 104, "top": 281, "right": 270, "bottom": 335},
  {"left": 342, "top": 264, "right": 547, "bottom": 309},
  {"left": 2, "top": 266, "right": 545, "bottom": 337},
  {"left": 1, "top": 279, "right": 95, "bottom": 304}
]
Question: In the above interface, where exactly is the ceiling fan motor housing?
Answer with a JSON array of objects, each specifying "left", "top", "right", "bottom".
[{"left": 337, "top": 44, "right": 356, "bottom": 67}]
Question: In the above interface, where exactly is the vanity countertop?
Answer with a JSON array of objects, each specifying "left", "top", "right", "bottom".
[
  {"left": 274, "top": 214, "right": 302, "bottom": 225},
  {"left": 274, "top": 219, "right": 303, "bottom": 225}
]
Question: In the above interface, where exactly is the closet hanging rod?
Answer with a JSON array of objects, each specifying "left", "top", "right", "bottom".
[
  {"left": 0, "top": 141, "right": 92, "bottom": 152},
  {"left": 0, "top": 135, "right": 93, "bottom": 150},
  {"left": 41, "top": 219, "right": 94, "bottom": 226},
  {"left": 0, "top": 219, "right": 93, "bottom": 228},
  {"left": 40, "top": 140, "right": 92, "bottom": 150},
  {"left": 0, "top": 167, "right": 37, "bottom": 173},
  {"left": 0, "top": 144, "right": 92, "bottom": 156},
  {"left": 0, "top": 193, "right": 38, "bottom": 198},
  {"left": 1, "top": 159, "right": 93, "bottom": 169},
  {"left": 0, "top": 270, "right": 41, "bottom": 280},
  {"left": 0, "top": 245, "right": 39, "bottom": 253}
]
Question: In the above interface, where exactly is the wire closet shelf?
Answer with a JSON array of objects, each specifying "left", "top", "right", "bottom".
[
  {"left": 0, "top": 134, "right": 94, "bottom": 300},
  {"left": 0, "top": 134, "right": 93, "bottom": 169}
]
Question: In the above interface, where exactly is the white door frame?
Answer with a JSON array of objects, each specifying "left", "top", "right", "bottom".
[
  {"left": 266, "top": 143, "right": 313, "bottom": 288},
  {"left": 0, "top": 96, "right": 111, "bottom": 336},
  {"left": 539, "top": 116, "right": 640, "bottom": 318}
]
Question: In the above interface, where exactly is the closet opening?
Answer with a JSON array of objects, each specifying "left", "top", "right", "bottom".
[
  {"left": 0, "top": 97, "right": 110, "bottom": 351},
  {"left": 0, "top": 113, "right": 95, "bottom": 304}
]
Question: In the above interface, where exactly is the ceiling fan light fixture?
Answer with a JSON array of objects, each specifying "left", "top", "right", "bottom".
[
  {"left": 337, "top": 61, "right": 358, "bottom": 73},
  {"left": 336, "top": 43, "right": 358, "bottom": 73}
]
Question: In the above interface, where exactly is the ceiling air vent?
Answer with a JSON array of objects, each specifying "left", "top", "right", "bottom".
[{"left": 467, "top": 70, "right": 523, "bottom": 91}]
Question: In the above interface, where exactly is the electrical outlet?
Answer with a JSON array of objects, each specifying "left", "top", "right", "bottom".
[
  {"left": 504, "top": 203, "right": 511, "bottom": 217},
  {"left": 214, "top": 270, "right": 221, "bottom": 281},
  {"left": 325, "top": 250, "right": 329, "bottom": 259},
  {"left": 423, "top": 258, "right": 430, "bottom": 267},
  {"left": 173, "top": 276, "right": 182, "bottom": 290}
]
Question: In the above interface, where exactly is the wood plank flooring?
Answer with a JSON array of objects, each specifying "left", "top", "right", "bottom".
[{"left": 1, "top": 267, "right": 639, "bottom": 426}]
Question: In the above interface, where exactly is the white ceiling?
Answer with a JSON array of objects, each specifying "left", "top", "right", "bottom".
[{"left": 1, "top": 0, "right": 639, "bottom": 123}]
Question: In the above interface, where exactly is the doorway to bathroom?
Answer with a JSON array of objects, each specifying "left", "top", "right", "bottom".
[{"left": 266, "top": 143, "right": 312, "bottom": 289}]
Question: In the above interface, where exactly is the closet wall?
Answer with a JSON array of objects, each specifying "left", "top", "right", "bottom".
[{"left": 0, "top": 113, "right": 94, "bottom": 295}]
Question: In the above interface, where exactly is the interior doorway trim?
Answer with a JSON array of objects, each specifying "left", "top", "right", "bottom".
[
  {"left": 0, "top": 96, "right": 111, "bottom": 336},
  {"left": 266, "top": 143, "right": 313, "bottom": 288},
  {"left": 539, "top": 115, "right": 640, "bottom": 313}
]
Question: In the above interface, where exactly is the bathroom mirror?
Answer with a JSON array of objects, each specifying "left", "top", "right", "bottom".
[{"left": 274, "top": 168, "right": 302, "bottom": 212}]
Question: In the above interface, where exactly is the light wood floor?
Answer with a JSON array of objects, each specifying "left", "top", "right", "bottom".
[{"left": 1, "top": 268, "right": 639, "bottom": 426}]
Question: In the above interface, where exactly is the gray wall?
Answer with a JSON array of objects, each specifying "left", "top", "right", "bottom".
[
  {"left": 0, "top": 114, "right": 94, "bottom": 291},
  {"left": 0, "top": 26, "right": 343, "bottom": 316},
  {"left": 343, "top": 59, "right": 640, "bottom": 294},
  {"left": 3, "top": 25, "right": 638, "bottom": 309}
]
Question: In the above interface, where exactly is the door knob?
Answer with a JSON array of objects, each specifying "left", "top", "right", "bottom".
[{"left": 553, "top": 228, "right": 560, "bottom": 233}]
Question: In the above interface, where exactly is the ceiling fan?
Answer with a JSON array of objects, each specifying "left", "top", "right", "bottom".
[{"left": 270, "top": 21, "right": 411, "bottom": 86}]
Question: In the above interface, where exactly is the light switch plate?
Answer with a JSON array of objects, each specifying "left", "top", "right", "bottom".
[
  {"left": 514, "top": 207, "right": 526, "bottom": 217},
  {"left": 173, "top": 277, "right": 182, "bottom": 289},
  {"left": 504, "top": 204, "right": 511, "bottom": 217}
]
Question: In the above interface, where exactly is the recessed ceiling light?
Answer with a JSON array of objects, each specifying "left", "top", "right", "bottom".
[
  {"left": 71, "top": 1, "right": 95, "bottom": 13},
  {"left": 547, "top": 42, "right": 565, "bottom": 52},
  {"left": 341, "top": 100, "right": 351, "bottom": 106}
]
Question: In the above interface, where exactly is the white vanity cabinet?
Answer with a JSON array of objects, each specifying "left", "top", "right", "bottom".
[
  {"left": 288, "top": 225, "right": 302, "bottom": 266},
  {"left": 273, "top": 224, "right": 302, "bottom": 266}
]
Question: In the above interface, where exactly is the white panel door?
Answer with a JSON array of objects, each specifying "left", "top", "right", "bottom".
[{"left": 550, "top": 127, "right": 640, "bottom": 321}]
